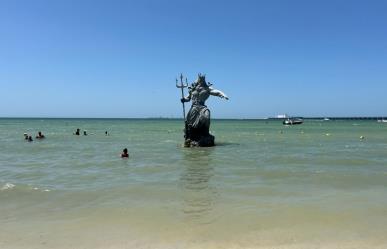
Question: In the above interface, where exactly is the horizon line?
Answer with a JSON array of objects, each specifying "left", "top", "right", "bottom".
[{"left": 1, "top": 116, "right": 387, "bottom": 120}]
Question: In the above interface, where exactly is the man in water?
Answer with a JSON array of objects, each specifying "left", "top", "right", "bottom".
[
  {"left": 27, "top": 136, "right": 33, "bottom": 142},
  {"left": 121, "top": 148, "right": 129, "bottom": 158},
  {"left": 74, "top": 128, "right": 80, "bottom": 135},
  {"left": 36, "top": 131, "right": 45, "bottom": 139}
]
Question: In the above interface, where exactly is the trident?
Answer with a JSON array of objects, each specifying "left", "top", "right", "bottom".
[
  {"left": 176, "top": 73, "right": 188, "bottom": 120},
  {"left": 176, "top": 73, "right": 188, "bottom": 135}
]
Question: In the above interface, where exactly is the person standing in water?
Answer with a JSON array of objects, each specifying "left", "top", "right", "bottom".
[
  {"left": 74, "top": 128, "right": 80, "bottom": 135},
  {"left": 121, "top": 148, "right": 129, "bottom": 158},
  {"left": 36, "top": 131, "right": 45, "bottom": 139}
]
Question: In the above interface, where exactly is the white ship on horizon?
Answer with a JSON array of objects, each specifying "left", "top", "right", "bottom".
[{"left": 275, "top": 114, "right": 288, "bottom": 119}]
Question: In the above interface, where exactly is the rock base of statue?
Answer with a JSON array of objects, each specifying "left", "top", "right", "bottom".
[
  {"left": 184, "top": 134, "right": 215, "bottom": 147},
  {"left": 183, "top": 125, "right": 215, "bottom": 147}
]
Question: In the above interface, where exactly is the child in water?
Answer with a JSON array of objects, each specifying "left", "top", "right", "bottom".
[{"left": 121, "top": 148, "right": 129, "bottom": 158}]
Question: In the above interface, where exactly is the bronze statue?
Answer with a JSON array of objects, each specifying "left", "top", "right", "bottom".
[{"left": 177, "top": 73, "right": 228, "bottom": 147}]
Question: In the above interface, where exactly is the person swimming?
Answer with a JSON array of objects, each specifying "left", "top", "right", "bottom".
[
  {"left": 28, "top": 136, "right": 33, "bottom": 142},
  {"left": 74, "top": 128, "right": 80, "bottom": 135},
  {"left": 36, "top": 131, "right": 45, "bottom": 139},
  {"left": 121, "top": 148, "right": 129, "bottom": 158},
  {"left": 105, "top": 131, "right": 109, "bottom": 136},
  {"left": 83, "top": 130, "right": 87, "bottom": 136},
  {"left": 24, "top": 133, "right": 28, "bottom": 140}
]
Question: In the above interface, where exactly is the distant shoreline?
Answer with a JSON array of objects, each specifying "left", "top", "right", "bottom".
[{"left": 0, "top": 117, "right": 386, "bottom": 120}]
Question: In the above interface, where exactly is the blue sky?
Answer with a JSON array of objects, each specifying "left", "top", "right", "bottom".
[{"left": 1, "top": 0, "right": 386, "bottom": 118}]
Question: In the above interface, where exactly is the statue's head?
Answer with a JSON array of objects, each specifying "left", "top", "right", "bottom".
[{"left": 196, "top": 73, "right": 208, "bottom": 87}]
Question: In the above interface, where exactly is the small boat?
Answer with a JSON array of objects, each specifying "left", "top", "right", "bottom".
[
  {"left": 283, "top": 118, "right": 303, "bottom": 125},
  {"left": 323, "top": 118, "right": 330, "bottom": 121},
  {"left": 378, "top": 119, "right": 387, "bottom": 123}
]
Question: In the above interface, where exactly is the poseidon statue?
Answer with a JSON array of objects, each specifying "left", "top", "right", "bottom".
[{"left": 180, "top": 74, "right": 229, "bottom": 147}]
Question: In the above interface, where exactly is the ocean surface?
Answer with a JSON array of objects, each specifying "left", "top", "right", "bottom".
[{"left": 0, "top": 118, "right": 387, "bottom": 249}]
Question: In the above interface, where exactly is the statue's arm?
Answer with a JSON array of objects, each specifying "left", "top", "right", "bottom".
[{"left": 209, "top": 87, "right": 229, "bottom": 100}]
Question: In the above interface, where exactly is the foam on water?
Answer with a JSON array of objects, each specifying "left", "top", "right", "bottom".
[{"left": 1, "top": 183, "right": 15, "bottom": 191}]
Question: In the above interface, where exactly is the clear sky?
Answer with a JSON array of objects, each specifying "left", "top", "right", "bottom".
[{"left": 1, "top": 0, "right": 386, "bottom": 118}]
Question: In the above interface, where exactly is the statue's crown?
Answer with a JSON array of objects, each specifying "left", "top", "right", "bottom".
[{"left": 197, "top": 73, "right": 206, "bottom": 82}]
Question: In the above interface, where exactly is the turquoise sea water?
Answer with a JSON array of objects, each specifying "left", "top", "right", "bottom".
[{"left": 1, "top": 118, "right": 387, "bottom": 249}]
